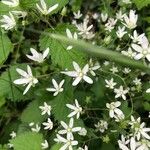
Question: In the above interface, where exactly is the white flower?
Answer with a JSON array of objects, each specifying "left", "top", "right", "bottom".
[
  {"left": 10, "top": 131, "right": 16, "bottom": 139},
  {"left": 13, "top": 65, "right": 38, "bottom": 95},
  {"left": 61, "top": 61, "right": 93, "bottom": 86},
  {"left": 42, "top": 118, "right": 53, "bottom": 130},
  {"left": 95, "top": 120, "right": 108, "bottom": 133},
  {"left": 1, "top": 0, "right": 19, "bottom": 7},
  {"left": 78, "top": 145, "right": 88, "bottom": 150},
  {"left": 88, "top": 59, "right": 100, "bottom": 76},
  {"left": 105, "top": 18, "right": 117, "bottom": 32},
  {"left": 39, "top": 102, "right": 52, "bottom": 116},
  {"left": 146, "top": 88, "right": 150, "bottom": 93},
  {"left": 123, "top": 10, "right": 138, "bottom": 29},
  {"left": 26, "top": 48, "right": 49, "bottom": 63},
  {"left": 110, "top": 66, "right": 119, "bottom": 74},
  {"left": 30, "top": 123, "right": 41, "bottom": 133},
  {"left": 76, "top": 19, "right": 95, "bottom": 39},
  {"left": 129, "top": 116, "right": 150, "bottom": 140},
  {"left": 92, "top": 13, "right": 99, "bottom": 20},
  {"left": 0, "top": 12, "right": 16, "bottom": 30},
  {"left": 66, "top": 29, "right": 78, "bottom": 50},
  {"left": 137, "top": 139, "right": 150, "bottom": 150},
  {"left": 106, "top": 101, "right": 124, "bottom": 119},
  {"left": 131, "top": 37, "right": 150, "bottom": 62},
  {"left": 36, "top": 0, "right": 59, "bottom": 15},
  {"left": 101, "top": 13, "right": 108, "bottom": 22},
  {"left": 105, "top": 78, "right": 117, "bottom": 89},
  {"left": 8, "top": 143, "right": 14, "bottom": 148},
  {"left": 114, "top": 86, "right": 128, "bottom": 100},
  {"left": 116, "top": 10, "right": 125, "bottom": 21},
  {"left": 46, "top": 79, "right": 65, "bottom": 96},
  {"left": 103, "top": 61, "right": 110, "bottom": 66},
  {"left": 58, "top": 118, "right": 81, "bottom": 139},
  {"left": 122, "top": 68, "right": 131, "bottom": 74},
  {"left": 116, "top": 26, "right": 127, "bottom": 39},
  {"left": 122, "top": 0, "right": 131, "bottom": 4},
  {"left": 133, "top": 78, "right": 142, "bottom": 86},
  {"left": 41, "top": 140, "right": 49, "bottom": 149},
  {"left": 78, "top": 128, "right": 87, "bottom": 136},
  {"left": 130, "top": 30, "right": 145, "bottom": 44},
  {"left": 118, "top": 135, "right": 130, "bottom": 147},
  {"left": 118, "top": 137, "right": 136, "bottom": 150},
  {"left": 73, "top": 10, "right": 82, "bottom": 19},
  {"left": 54, "top": 134, "right": 78, "bottom": 150},
  {"left": 66, "top": 99, "right": 82, "bottom": 119},
  {"left": 121, "top": 47, "right": 136, "bottom": 58},
  {"left": 11, "top": 11, "right": 27, "bottom": 18}
]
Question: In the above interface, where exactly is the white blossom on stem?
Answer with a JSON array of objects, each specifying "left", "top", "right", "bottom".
[
  {"left": 42, "top": 118, "right": 53, "bottom": 130},
  {"left": 26, "top": 48, "right": 49, "bottom": 63},
  {"left": 61, "top": 61, "right": 93, "bottom": 86},
  {"left": 46, "top": 79, "right": 65, "bottom": 96},
  {"left": 39, "top": 102, "right": 52, "bottom": 116},
  {"left": 13, "top": 65, "right": 38, "bottom": 95},
  {"left": 106, "top": 101, "right": 124, "bottom": 119},
  {"left": 58, "top": 118, "right": 81, "bottom": 139},
  {"left": 0, "top": 12, "right": 16, "bottom": 30},
  {"left": 36, "top": 0, "right": 58, "bottom": 15},
  {"left": 123, "top": 10, "right": 138, "bottom": 29},
  {"left": 66, "top": 99, "right": 82, "bottom": 119},
  {"left": 114, "top": 86, "right": 128, "bottom": 100},
  {"left": 131, "top": 37, "right": 150, "bottom": 62},
  {"left": 41, "top": 140, "right": 49, "bottom": 149},
  {"left": 54, "top": 134, "right": 78, "bottom": 150}
]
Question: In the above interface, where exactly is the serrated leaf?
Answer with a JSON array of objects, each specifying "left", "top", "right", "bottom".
[
  {"left": 21, "top": 100, "right": 45, "bottom": 123},
  {"left": 0, "top": 32, "right": 13, "bottom": 65},
  {"left": 10, "top": 132, "right": 43, "bottom": 150},
  {"left": 39, "top": 23, "right": 87, "bottom": 69},
  {"left": 133, "top": 0, "right": 150, "bottom": 10}
]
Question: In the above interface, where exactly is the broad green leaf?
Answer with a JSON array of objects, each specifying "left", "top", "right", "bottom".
[
  {"left": 39, "top": 24, "right": 87, "bottom": 69},
  {"left": 11, "top": 132, "right": 43, "bottom": 150},
  {"left": 49, "top": 34, "right": 150, "bottom": 72},
  {"left": 0, "top": 32, "right": 13, "bottom": 65},
  {"left": 27, "top": 28, "right": 150, "bottom": 72},
  {"left": 21, "top": 100, "right": 46, "bottom": 123},
  {"left": 50, "top": 91, "right": 73, "bottom": 122},
  {"left": 133, "top": 0, "right": 150, "bottom": 10}
]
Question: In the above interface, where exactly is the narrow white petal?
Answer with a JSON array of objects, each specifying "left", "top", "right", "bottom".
[
  {"left": 48, "top": 4, "right": 59, "bottom": 14},
  {"left": 43, "top": 48, "right": 50, "bottom": 59},
  {"left": 72, "top": 77, "right": 82, "bottom": 86},
  {"left": 23, "top": 83, "right": 32, "bottom": 95},
  {"left": 83, "top": 75, "right": 93, "bottom": 84}
]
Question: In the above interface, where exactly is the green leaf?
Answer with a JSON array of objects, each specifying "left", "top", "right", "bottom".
[
  {"left": 0, "top": 32, "right": 13, "bottom": 65},
  {"left": 39, "top": 23, "right": 87, "bottom": 69},
  {"left": 133, "top": 0, "right": 150, "bottom": 10},
  {"left": 10, "top": 132, "right": 43, "bottom": 150},
  {"left": 0, "top": 64, "right": 34, "bottom": 101},
  {"left": 48, "top": 33, "right": 150, "bottom": 72},
  {"left": 50, "top": 92, "right": 73, "bottom": 122},
  {"left": 21, "top": 100, "right": 45, "bottom": 124},
  {"left": 28, "top": 28, "right": 149, "bottom": 72}
]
